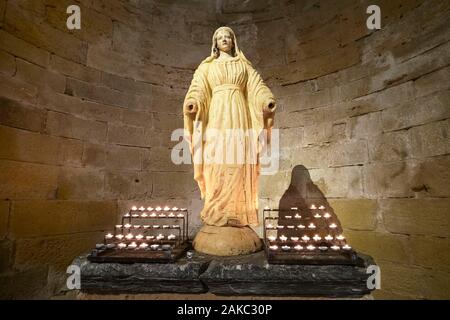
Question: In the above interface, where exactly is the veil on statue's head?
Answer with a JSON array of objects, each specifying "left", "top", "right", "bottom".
[{"left": 201, "top": 26, "right": 252, "bottom": 65}]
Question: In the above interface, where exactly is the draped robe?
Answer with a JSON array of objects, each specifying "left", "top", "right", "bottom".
[{"left": 183, "top": 55, "right": 275, "bottom": 227}]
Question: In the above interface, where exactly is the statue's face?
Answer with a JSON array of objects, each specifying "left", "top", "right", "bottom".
[{"left": 216, "top": 30, "right": 233, "bottom": 54}]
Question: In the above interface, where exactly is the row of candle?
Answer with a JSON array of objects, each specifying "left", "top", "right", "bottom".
[
  {"left": 267, "top": 234, "right": 345, "bottom": 242},
  {"left": 130, "top": 206, "right": 187, "bottom": 212},
  {"left": 265, "top": 212, "right": 332, "bottom": 219},
  {"left": 266, "top": 222, "right": 338, "bottom": 230},
  {"left": 105, "top": 233, "right": 177, "bottom": 241},
  {"left": 116, "top": 224, "right": 180, "bottom": 229},
  {"left": 124, "top": 212, "right": 185, "bottom": 218},
  {"left": 116, "top": 242, "right": 172, "bottom": 250},
  {"left": 269, "top": 244, "right": 351, "bottom": 251},
  {"left": 264, "top": 204, "right": 328, "bottom": 211}
]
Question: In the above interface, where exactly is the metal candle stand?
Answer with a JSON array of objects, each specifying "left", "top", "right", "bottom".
[
  {"left": 263, "top": 207, "right": 363, "bottom": 266},
  {"left": 88, "top": 206, "right": 190, "bottom": 263}
]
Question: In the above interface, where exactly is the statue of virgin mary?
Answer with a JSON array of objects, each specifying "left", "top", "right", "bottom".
[{"left": 183, "top": 26, "right": 276, "bottom": 256}]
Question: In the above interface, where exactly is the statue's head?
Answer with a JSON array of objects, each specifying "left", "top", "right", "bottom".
[{"left": 211, "top": 26, "right": 237, "bottom": 58}]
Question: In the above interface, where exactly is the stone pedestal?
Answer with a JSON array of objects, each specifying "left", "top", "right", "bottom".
[
  {"left": 74, "top": 250, "right": 376, "bottom": 298},
  {"left": 193, "top": 225, "right": 262, "bottom": 256}
]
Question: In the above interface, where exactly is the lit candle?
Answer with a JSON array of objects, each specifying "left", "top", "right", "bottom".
[
  {"left": 151, "top": 244, "right": 159, "bottom": 250},
  {"left": 267, "top": 236, "right": 277, "bottom": 241},
  {"left": 135, "top": 234, "right": 144, "bottom": 240},
  {"left": 290, "top": 207, "right": 298, "bottom": 210},
  {"left": 325, "top": 235, "right": 333, "bottom": 241},
  {"left": 285, "top": 215, "right": 292, "bottom": 219},
  {"left": 177, "top": 213, "right": 184, "bottom": 218},
  {"left": 124, "top": 213, "right": 130, "bottom": 217},
  {"left": 266, "top": 223, "right": 274, "bottom": 229},
  {"left": 314, "top": 213, "right": 321, "bottom": 218},
  {"left": 115, "top": 224, "right": 123, "bottom": 228},
  {"left": 318, "top": 246, "right": 328, "bottom": 251},
  {"left": 128, "top": 242, "right": 137, "bottom": 249},
  {"left": 318, "top": 205, "right": 325, "bottom": 210},
  {"left": 277, "top": 225, "right": 285, "bottom": 229},
  {"left": 153, "top": 225, "right": 160, "bottom": 229},
  {"left": 115, "top": 234, "right": 124, "bottom": 240},
  {"left": 172, "top": 225, "right": 180, "bottom": 229},
  {"left": 132, "top": 214, "right": 139, "bottom": 217},
  {"left": 172, "top": 207, "right": 178, "bottom": 211},
  {"left": 307, "top": 245, "right": 316, "bottom": 251},
  {"left": 323, "top": 212, "right": 331, "bottom": 219},
  {"left": 264, "top": 206, "right": 270, "bottom": 210},
  {"left": 147, "top": 207, "right": 153, "bottom": 211},
  {"left": 158, "top": 213, "right": 166, "bottom": 217},
  {"left": 281, "top": 245, "right": 291, "bottom": 251},
  {"left": 131, "top": 206, "right": 137, "bottom": 211},
  {"left": 287, "top": 225, "right": 295, "bottom": 229},
  {"left": 279, "top": 235, "right": 288, "bottom": 242},
  {"left": 156, "top": 234, "right": 164, "bottom": 240},
  {"left": 291, "top": 236, "right": 299, "bottom": 241},
  {"left": 301, "top": 235, "right": 310, "bottom": 241},
  {"left": 313, "top": 234, "right": 322, "bottom": 241},
  {"left": 180, "top": 208, "right": 187, "bottom": 211},
  {"left": 143, "top": 225, "right": 150, "bottom": 229},
  {"left": 294, "top": 214, "right": 302, "bottom": 219},
  {"left": 298, "top": 224, "right": 306, "bottom": 229},
  {"left": 125, "top": 233, "right": 134, "bottom": 240},
  {"left": 133, "top": 225, "right": 141, "bottom": 229},
  {"left": 168, "top": 234, "right": 176, "bottom": 240},
  {"left": 329, "top": 223, "right": 337, "bottom": 229},
  {"left": 150, "top": 213, "right": 157, "bottom": 217},
  {"left": 105, "top": 233, "right": 114, "bottom": 239},
  {"left": 310, "top": 204, "right": 317, "bottom": 210},
  {"left": 139, "top": 206, "right": 145, "bottom": 211},
  {"left": 163, "top": 206, "right": 170, "bottom": 211},
  {"left": 139, "top": 243, "right": 148, "bottom": 249},
  {"left": 118, "top": 243, "right": 127, "bottom": 249},
  {"left": 163, "top": 225, "right": 170, "bottom": 229},
  {"left": 331, "top": 245, "right": 340, "bottom": 251},
  {"left": 294, "top": 245, "right": 303, "bottom": 251},
  {"left": 141, "top": 213, "right": 148, "bottom": 217},
  {"left": 269, "top": 245, "right": 278, "bottom": 251},
  {"left": 336, "top": 235, "right": 345, "bottom": 240},
  {"left": 342, "top": 244, "right": 352, "bottom": 250},
  {"left": 308, "top": 223, "right": 316, "bottom": 229},
  {"left": 168, "top": 213, "right": 175, "bottom": 217},
  {"left": 155, "top": 206, "right": 162, "bottom": 211},
  {"left": 146, "top": 235, "right": 154, "bottom": 240}
]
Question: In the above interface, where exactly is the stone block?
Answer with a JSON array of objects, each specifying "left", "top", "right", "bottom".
[
  {"left": 15, "top": 58, "right": 66, "bottom": 93},
  {"left": 368, "top": 130, "right": 411, "bottom": 162},
  {"left": 104, "top": 171, "right": 153, "bottom": 200},
  {"left": 363, "top": 161, "right": 417, "bottom": 198},
  {"left": 105, "top": 145, "right": 142, "bottom": 170},
  {"left": 0, "top": 266, "right": 49, "bottom": 299},
  {"left": 107, "top": 123, "right": 147, "bottom": 147},
  {"left": 0, "top": 29, "right": 49, "bottom": 67},
  {"left": 4, "top": 1, "right": 87, "bottom": 64},
  {"left": 152, "top": 172, "right": 198, "bottom": 198},
  {"left": 152, "top": 113, "right": 183, "bottom": 131},
  {"left": 0, "top": 73, "right": 37, "bottom": 105},
  {"left": 0, "top": 97, "right": 46, "bottom": 132},
  {"left": 46, "top": 111, "right": 107, "bottom": 143},
  {"left": 0, "top": 125, "right": 63, "bottom": 165},
  {"left": 121, "top": 109, "right": 152, "bottom": 128},
  {"left": 61, "top": 138, "right": 83, "bottom": 167},
  {"left": 380, "top": 199, "right": 450, "bottom": 237},
  {"left": 0, "top": 239, "right": 13, "bottom": 272},
  {"left": 309, "top": 166, "right": 364, "bottom": 198},
  {"left": 348, "top": 112, "right": 383, "bottom": 139},
  {"left": 382, "top": 89, "right": 450, "bottom": 132},
  {"left": 414, "top": 66, "right": 450, "bottom": 98},
  {"left": 344, "top": 230, "right": 409, "bottom": 264},
  {"left": 328, "top": 199, "right": 378, "bottom": 231},
  {"left": 49, "top": 54, "right": 101, "bottom": 83},
  {"left": 409, "top": 236, "right": 450, "bottom": 273},
  {"left": 56, "top": 167, "right": 104, "bottom": 200},
  {"left": 82, "top": 143, "right": 106, "bottom": 168},
  {"left": 0, "top": 201, "right": 9, "bottom": 239},
  {"left": 328, "top": 140, "right": 368, "bottom": 167},
  {"left": 101, "top": 72, "right": 153, "bottom": 96},
  {"left": 410, "top": 119, "right": 450, "bottom": 158},
  {"left": 0, "top": 160, "right": 58, "bottom": 199},
  {"left": 303, "top": 123, "right": 333, "bottom": 146},
  {"left": 0, "top": 50, "right": 15, "bottom": 76},
  {"left": 143, "top": 147, "right": 189, "bottom": 172},
  {"left": 14, "top": 232, "right": 104, "bottom": 272},
  {"left": 413, "top": 155, "right": 450, "bottom": 197},
  {"left": 10, "top": 200, "right": 116, "bottom": 238}
]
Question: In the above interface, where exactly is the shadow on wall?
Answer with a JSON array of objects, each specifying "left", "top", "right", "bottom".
[{"left": 278, "top": 165, "right": 344, "bottom": 235}]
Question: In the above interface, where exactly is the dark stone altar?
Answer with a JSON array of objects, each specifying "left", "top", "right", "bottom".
[{"left": 74, "top": 249, "right": 376, "bottom": 298}]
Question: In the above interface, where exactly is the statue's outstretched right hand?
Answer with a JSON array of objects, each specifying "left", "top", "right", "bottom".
[{"left": 183, "top": 99, "right": 198, "bottom": 115}]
